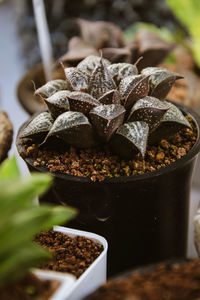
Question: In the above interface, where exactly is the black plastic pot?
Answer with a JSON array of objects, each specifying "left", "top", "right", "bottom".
[{"left": 16, "top": 102, "right": 200, "bottom": 276}]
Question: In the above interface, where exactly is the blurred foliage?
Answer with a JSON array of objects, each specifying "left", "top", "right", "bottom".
[
  {"left": 0, "top": 156, "right": 77, "bottom": 287},
  {"left": 124, "top": 22, "right": 175, "bottom": 43},
  {"left": 167, "top": 0, "right": 200, "bottom": 67}
]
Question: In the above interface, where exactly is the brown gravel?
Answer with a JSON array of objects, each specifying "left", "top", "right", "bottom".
[
  {"left": 21, "top": 116, "right": 197, "bottom": 182},
  {"left": 0, "top": 272, "right": 59, "bottom": 300},
  {"left": 35, "top": 230, "right": 104, "bottom": 278},
  {"left": 85, "top": 260, "right": 200, "bottom": 300}
]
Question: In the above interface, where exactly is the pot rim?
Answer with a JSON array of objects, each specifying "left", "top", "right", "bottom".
[{"left": 16, "top": 101, "right": 200, "bottom": 184}]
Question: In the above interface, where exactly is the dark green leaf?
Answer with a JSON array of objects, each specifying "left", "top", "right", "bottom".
[
  {"left": 46, "top": 111, "right": 97, "bottom": 148},
  {"left": 77, "top": 55, "right": 111, "bottom": 75},
  {"left": 90, "top": 104, "right": 126, "bottom": 141},
  {"left": 20, "top": 112, "right": 54, "bottom": 138},
  {"left": 119, "top": 75, "right": 150, "bottom": 109},
  {"left": 64, "top": 67, "right": 89, "bottom": 92},
  {"left": 128, "top": 96, "right": 169, "bottom": 130},
  {"left": 149, "top": 102, "right": 191, "bottom": 143},
  {"left": 111, "top": 121, "right": 149, "bottom": 158},
  {"left": 108, "top": 63, "right": 138, "bottom": 83},
  {"left": 35, "top": 80, "right": 69, "bottom": 98},
  {"left": 44, "top": 90, "right": 71, "bottom": 118},
  {"left": 88, "top": 58, "right": 116, "bottom": 99},
  {"left": 98, "top": 89, "right": 121, "bottom": 105},
  {"left": 67, "top": 91, "right": 99, "bottom": 115}
]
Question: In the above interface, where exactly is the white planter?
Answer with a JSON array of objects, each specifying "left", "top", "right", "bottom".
[
  {"left": 34, "top": 226, "right": 108, "bottom": 300},
  {"left": 33, "top": 269, "right": 76, "bottom": 300},
  {"left": 53, "top": 226, "right": 108, "bottom": 300}
]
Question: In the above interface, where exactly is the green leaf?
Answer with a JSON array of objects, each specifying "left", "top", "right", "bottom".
[
  {"left": 0, "top": 157, "right": 77, "bottom": 286},
  {"left": 123, "top": 22, "right": 175, "bottom": 43},
  {"left": 0, "top": 156, "right": 20, "bottom": 180}
]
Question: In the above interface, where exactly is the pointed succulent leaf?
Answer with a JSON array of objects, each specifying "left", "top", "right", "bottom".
[
  {"left": 77, "top": 55, "right": 111, "bottom": 75},
  {"left": 20, "top": 112, "right": 54, "bottom": 138},
  {"left": 141, "top": 67, "right": 183, "bottom": 100},
  {"left": 46, "top": 111, "right": 96, "bottom": 148},
  {"left": 111, "top": 121, "right": 149, "bottom": 159},
  {"left": 108, "top": 63, "right": 138, "bottom": 83},
  {"left": 128, "top": 96, "right": 169, "bottom": 130},
  {"left": 64, "top": 67, "right": 89, "bottom": 92},
  {"left": 35, "top": 80, "right": 69, "bottom": 98},
  {"left": 119, "top": 75, "right": 150, "bottom": 109},
  {"left": 67, "top": 91, "right": 99, "bottom": 115},
  {"left": 149, "top": 102, "right": 191, "bottom": 144},
  {"left": 44, "top": 90, "right": 71, "bottom": 118},
  {"left": 88, "top": 58, "right": 116, "bottom": 99},
  {"left": 89, "top": 104, "right": 126, "bottom": 141},
  {"left": 98, "top": 89, "right": 121, "bottom": 105}
]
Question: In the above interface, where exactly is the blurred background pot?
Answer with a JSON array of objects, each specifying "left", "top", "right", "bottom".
[
  {"left": 0, "top": 110, "right": 13, "bottom": 163},
  {"left": 16, "top": 102, "right": 200, "bottom": 276},
  {"left": 83, "top": 259, "right": 200, "bottom": 300}
]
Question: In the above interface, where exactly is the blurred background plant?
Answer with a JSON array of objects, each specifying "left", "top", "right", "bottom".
[
  {"left": 167, "top": 0, "right": 200, "bottom": 69},
  {"left": 0, "top": 156, "right": 77, "bottom": 287},
  {"left": 15, "top": 0, "right": 184, "bottom": 68}
]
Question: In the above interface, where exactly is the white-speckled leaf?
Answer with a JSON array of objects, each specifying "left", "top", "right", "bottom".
[
  {"left": 90, "top": 104, "right": 125, "bottom": 141},
  {"left": 64, "top": 67, "right": 89, "bottom": 92},
  {"left": 98, "top": 89, "right": 121, "bottom": 105},
  {"left": 46, "top": 111, "right": 96, "bottom": 148},
  {"left": 67, "top": 91, "right": 99, "bottom": 115},
  {"left": 21, "top": 112, "right": 54, "bottom": 138},
  {"left": 88, "top": 58, "right": 116, "bottom": 99},
  {"left": 45, "top": 90, "right": 71, "bottom": 118},
  {"left": 162, "top": 102, "right": 191, "bottom": 127},
  {"left": 108, "top": 63, "right": 138, "bottom": 83},
  {"left": 149, "top": 101, "right": 191, "bottom": 144},
  {"left": 77, "top": 55, "right": 111, "bottom": 75},
  {"left": 141, "top": 67, "right": 183, "bottom": 100},
  {"left": 35, "top": 80, "right": 69, "bottom": 98},
  {"left": 128, "top": 96, "right": 169, "bottom": 130},
  {"left": 119, "top": 75, "right": 149, "bottom": 108},
  {"left": 111, "top": 121, "right": 149, "bottom": 158}
]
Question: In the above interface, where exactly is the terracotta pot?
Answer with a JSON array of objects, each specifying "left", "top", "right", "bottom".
[{"left": 16, "top": 102, "right": 200, "bottom": 276}]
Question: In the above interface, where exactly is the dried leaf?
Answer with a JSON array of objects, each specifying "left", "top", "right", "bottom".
[
  {"left": 45, "top": 90, "right": 71, "bottom": 118},
  {"left": 77, "top": 55, "right": 111, "bottom": 75},
  {"left": 141, "top": 67, "right": 183, "bottom": 100},
  {"left": 76, "top": 18, "right": 125, "bottom": 49},
  {"left": 90, "top": 104, "right": 125, "bottom": 141},
  {"left": 128, "top": 96, "right": 169, "bottom": 130},
  {"left": 46, "top": 111, "right": 96, "bottom": 148},
  {"left": 111, "top": 121, "right": 149, "bottom": 158},
  {"left": 88, "top": 58, "right": 116, "bottom": 99},
  {"left": 102, "top": 47, "right": 131, "bottom": 64},
  {"left": 67, "top": 91, "right": 99, "bottom": 115},
  {"left": 59, "top": 37, "right": 98, "bottom": 65},
  {"left": 134, "top": 29, "right": 175, "bottom": 71},
  {"left": 98, "top": 89, "right": 121, "bottom": 105},
  {"left": 119, "top": 75, "right": 150, "bottom": 109},
  {"left": 108, "top": 62, "right": 138, "bottom": 83},
  {"left": 64, "top": 67, "right": 89, "bottom": 92},
  {"left": 35, "top": 80, "right": 69, "bottom": 98},
  {"left": 20, "top": 112, "right": 54, "bottom": 138},
  {"left": 149, "top": 102, "right": 191, "bottom": 144}
]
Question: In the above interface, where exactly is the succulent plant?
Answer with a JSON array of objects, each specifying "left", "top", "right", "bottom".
[{"left": 21, "top": 55, "right": 191, "bottom": 159}]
